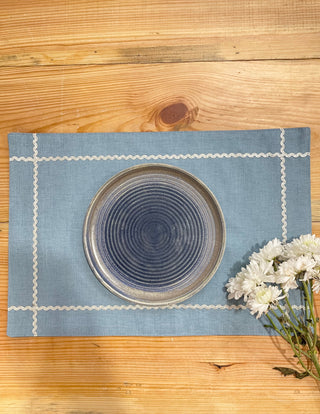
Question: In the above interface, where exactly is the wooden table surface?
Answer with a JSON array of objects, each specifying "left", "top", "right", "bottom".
[{"left": 1, "top": 1, "right": 320, "bottom": 412}]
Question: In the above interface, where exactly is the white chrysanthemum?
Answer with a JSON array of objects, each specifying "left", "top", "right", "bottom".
[
  {"left": 250, "top": 238, "right": 283, "bottom": 263},
  {"left": 312, "top": 277, "right": 320, "bottom": 294},
  {"left": 312, "top": 254, "right": 320, "bottom": 268},
  {"left": 302, "top": 269, "right": 317, "bottom": 281},
  {"left": 227, "top": 259, "right": 275, "bottom": 302},
  {"left": 294, "top": 255, "right": 316, "bottom": 274},
  {"left": 285, "top": 234, "right": 320, "bottom": 258},
  {"left": 247, "top": 285, "right": 283, "bottom": 318},
  {"left": 274, "top": 255, "right": 316, "bottom": 291},
  {"left": 302, "top": 262, "right": 320, "bottom": 282},
  {"left": 241, "top": 260, "right": 274, "bottom": 298},
  {"left": 226, "top": 272, "right": 247, "bottom": 301},
  {"left": 306, "top": 255, "right": 320, "bottom": 281},
  {"left": 274, "top": 259, "right": 298, "bottom": 291}
]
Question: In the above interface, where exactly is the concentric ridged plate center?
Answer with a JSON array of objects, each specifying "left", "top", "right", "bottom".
[{"left": 97, "top": 176, "right": 208, "bottom": 290}]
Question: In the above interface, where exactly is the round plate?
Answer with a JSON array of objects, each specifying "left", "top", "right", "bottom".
[{"left": 83, "top": 164, "right": 226, "bottom": 306}]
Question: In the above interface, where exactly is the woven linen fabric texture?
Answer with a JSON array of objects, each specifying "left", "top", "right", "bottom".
[{"left": 7, "top": 128, "right": 311, "bottom": 337}]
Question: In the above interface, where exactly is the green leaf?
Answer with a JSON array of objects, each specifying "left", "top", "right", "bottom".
[
  {"left": 295, "top": 371, "right": 310, "bottom": 379},
  {"left": 316, "top": 340, "right": 320, "bottom": 353},
  {"left": 263, "top": 324, "right": 274, "bottom": 329},
  {"left": 273, "top": 367, "right": 309, "bottom": 379}
]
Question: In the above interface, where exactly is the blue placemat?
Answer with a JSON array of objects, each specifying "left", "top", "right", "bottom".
[{"left": 7, "top": 128, "right": 311, "bottom": 337}]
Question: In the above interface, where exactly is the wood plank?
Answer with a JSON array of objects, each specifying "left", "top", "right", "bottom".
[
  {"left": 0, "top": 393, "right": 318, "bottom": 414},
  {"left": 0, "top": 334, "right": 319, "bottom": 413},
  {"left": 1, "top": 0, "right": 320, "bottom": 66}
]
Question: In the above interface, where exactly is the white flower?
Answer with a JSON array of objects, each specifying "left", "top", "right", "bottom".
[
  {"left": 293, "top": 255, "right": 316, "bottom": 273},
  {"left": 226, "top": 272, "right": 247, "bottom": 301},
  {"left": 302, "top": 270, "right": 317, "bottom": 282},
  {"left": 301, "top": 265, "right": 320, "bottom": 282},
  {"left": 250, "top": 238, "right": 283, "bottom": 263},
  {"left": 285, "top": 234, "right": 320, "bottom": 258},
  {"left": 226, "top": 237, "right": 320, "bottom": 313},
  {"left": 274, "top": 260, "right": 298, "bottom": 291},
  {"left": 226, "top": 259, "right": 275, "bottom": 302},
  {"left": 247, "top": 285, "right": 283, "bottom": 318},
  {"left": 274, "top": 255, "right": 316, "bottom": 291},
  {"left": 313, "top": 254, "right": 320, "bottom": 266},
  {"left": 241, "top": 260, "right": 274, "bottom": 298},
  {"left": 312, "top": 277, "right": 320, "bottom": 294},
  {"left": 306, "top": 255, "right": 320, "bottom": 281}
]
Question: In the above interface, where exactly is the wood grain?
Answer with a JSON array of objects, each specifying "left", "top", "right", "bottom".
[
  {"left": 1, "top": 1, "right": 320, "bottom": 413},
  {"left": 0, "top": 0, "right": 320, "bottom": 66}
]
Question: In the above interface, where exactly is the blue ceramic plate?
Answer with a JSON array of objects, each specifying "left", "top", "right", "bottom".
[{"left": 83, "top": 164, "right": 225, "bottom": 305}]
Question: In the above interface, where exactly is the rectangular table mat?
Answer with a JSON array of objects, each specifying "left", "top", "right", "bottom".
[{"left": 7, "top": 128, "right": 311, "bottom": 337}]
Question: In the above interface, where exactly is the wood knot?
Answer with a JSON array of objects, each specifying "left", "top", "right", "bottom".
[
  {"left": 160, "top": 103, "right": 189, "bottom": 125},
  {"left": 141, "top": 100, "right": 198, "bottom": 132}
]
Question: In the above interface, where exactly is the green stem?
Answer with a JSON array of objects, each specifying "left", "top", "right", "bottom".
[
  {"left": 302, "top": 281, "right": 317, "bottom": 325},
  {"left": 276, "top": 305, "right": 318, "bottom": 364},
  {"left": 308, "top": 281, "right": 318, "bottom": 349},
  {"left": 278, "top": 298, "right": 320, "bottom": 376},
  {"left": 301, "top": 281, "right": 320, "bottom": 377},
  {"left": 284, "top": 296, "right": 303, "bottom": 327},
  {"left": 267, "top": 312, "right": 303, "bottom": 359},
  {"left": 269, "top": 311, "right": 320, "bottom": 380},
  {"left": 311, "top": 350, "right": 320, "bottom": 378},
  {"left": 302, "top": 331, "right": 320, "bottom": 378},
  {"left": 266, "top": 313, "right": 286, "bottom": 338},
  {"left": 300, "top": 284, "right": 320, "bottom": 378},
  {"left": 270, "top": 310, "right": 304, "bottom": 356},
  {"left": 276, "top": 305, "right": 303, "bottom": 335}
]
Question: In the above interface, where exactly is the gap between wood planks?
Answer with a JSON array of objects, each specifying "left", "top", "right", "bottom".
[{"left": 1, "top": 57, "right": 320, "bottom": 68}]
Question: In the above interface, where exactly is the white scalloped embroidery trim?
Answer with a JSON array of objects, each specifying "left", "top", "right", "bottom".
[
  {"left": 280, "top": 128, "right": 287, "bottom": 242},
  {"left": 8, "top": 304, "right": 247, "bottom": 311},
  {"left": 9, "top": 151, "right": 309, "bottom": 162},
  {"left": 9, "top": 306, "right": 34, "bottom": 311},
  {"left": 8, "top": 303, "right": 305, "bottom": 311},
  {"left": 285, "top": 152, "right": 309, "bottom": 158},
  {"left": 31, "top": 133, "right": 39, "bottom": 336},
  {"left": 10, "top": 156, "right": 34, "bottom": 162}
]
